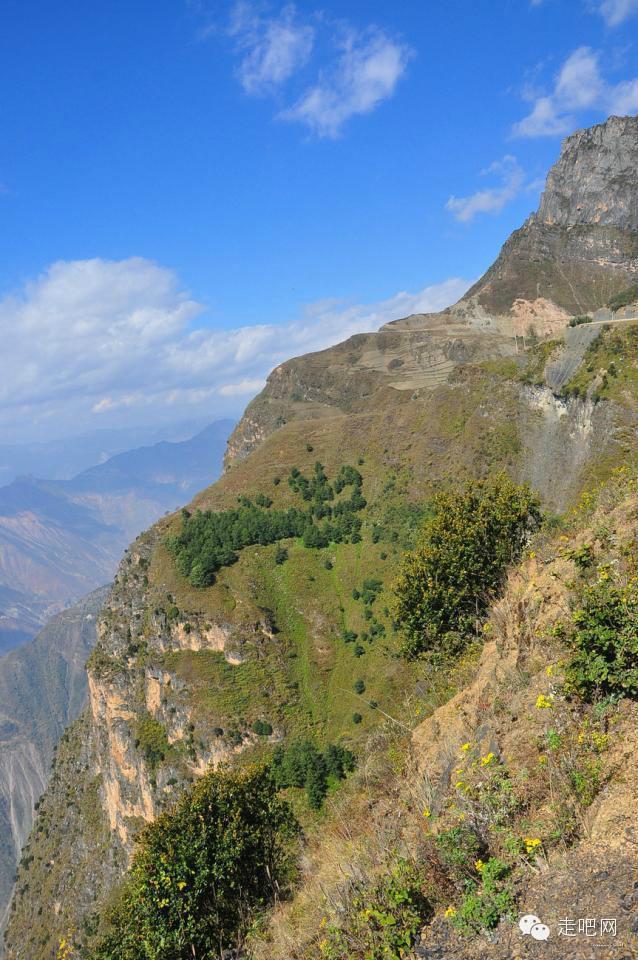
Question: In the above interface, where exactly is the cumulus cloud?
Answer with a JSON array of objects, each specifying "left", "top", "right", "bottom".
[
  {"left": 446, "top": 156, "right": 526, "bottom": 223},
  {"left": 598, "top": 0, "right": 638, "bottom": 26},
  {"left": 513, "top": 46, "right": 638, "bottom": 137},
  {"left": 281, "top": 27, "right": 413, "bottom": 138},
  {"left": 0, "top": 258, "right": 470, "bottom": 441},
  {"left": 228, "top": 2, "right": 314, "bottom": 96}
]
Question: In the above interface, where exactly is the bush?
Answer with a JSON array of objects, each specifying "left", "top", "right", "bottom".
[
  {"left": 568, "top": 315, "right": 593, "bottom": 327},
  {"left": 565, "top": 576, "right": 638, "bottom": 700},
  {"left": 275, "top": 545, "right": 288, "bottom": 565},
  {"left": 352, "top": 713, "right": 363, "bottom": 724},
  {"left": 93, "top": 765, "right": 299, "bottom": 959},
  {"left": 252, "top": 719, "right": 273, "bottom": 737},
  {"left": 391, "top": 474, "right": 541, "bottom": 658},
  {"left": 318, "top": 860, "right": 432, "bottom": 960},
  {"left": 353, "top": 679, "right": 365, "bottom": 694},
  {"left": 452, "top": 857, "right": 515, "bottom": 934}
]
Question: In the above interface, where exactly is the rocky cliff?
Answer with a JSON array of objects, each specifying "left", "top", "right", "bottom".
[
  {"left": 5, "top": 116, "right": 638, "bottom": 959},
  {"left": 0, "top": 587, "right": 107, "bottom": 949}
]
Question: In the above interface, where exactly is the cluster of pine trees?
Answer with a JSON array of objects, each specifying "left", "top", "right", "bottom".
[
  {"left": 271, "top": 739, "right": 356, "bottom": 809},
  {"left": 168, "top": 462, "right": 366, "bottom": 587}
]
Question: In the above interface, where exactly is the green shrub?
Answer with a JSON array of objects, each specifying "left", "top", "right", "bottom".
[
  {"left": 275, "top": 545, "right": 288, "bottom": 565},
  {"left": 392, "top": 474, "right": 541, "bottom": 658},
  {"left": 318, "top": 860, "right": 432, "bottom": 960},
  {"left": 93, "top": 765, "right": 299, "bottom": 959},
  {"left": 565, "top": 576, "right": 638, "bottom": 700},
  {"left": 352, "top": 713, "right": 363, "bottom": 724},
  {"left": 252, "top": 719, "right": 273, "bottom": 737},
  {"left": 353, "top": 679, "right": 365, "bottom": 694},
  {"left": 451, "top": 857, "right": 515, "bottom": 934},
  {"left": 133, "top": 712, "right": 170, "bottom": 771},
  {"left": 568, "top": 315, "right": 593, "bottom": 327}
]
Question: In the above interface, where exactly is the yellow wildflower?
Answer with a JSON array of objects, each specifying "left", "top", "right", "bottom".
[
  {"left": 538, "top": 755, "right": 548, "bottom": 765},
  {"left": 480, "top": 752, "right": 496, "bottom": 766},
  {"left": 445, "top": 906, "right": 457, "bottom": 919},
  {"left": 474, "top": 859, "right": 485, "bottom": 872},
  {"left": 524, "top": 837, "right": 542, "bottom": 854},
  {"left": 535, "top": 694, "right": 554, "bottom": 709},
  {"left": 460, "top": 742, "right": 471, "bottom": 752},
  {"left": 454, "top": 780, "right": 465, "bottom": 790},
  {"left": 422, "top": 808, "right": 431, "bottom": 819},
  {"left": 545, "top": 665, "right": 554, "bottom": 677}
]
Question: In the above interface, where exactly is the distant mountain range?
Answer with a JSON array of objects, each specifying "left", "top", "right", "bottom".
[
  {"left": 0, "top": 418, "right": 213, "bottom": 487},
  {"left": 0, "top": 420, "right": 234, "bottom": 652}
]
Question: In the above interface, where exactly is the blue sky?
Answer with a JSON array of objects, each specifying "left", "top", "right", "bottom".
[{"left": 1, "top": 0, "right": 637, "bottom": 442}]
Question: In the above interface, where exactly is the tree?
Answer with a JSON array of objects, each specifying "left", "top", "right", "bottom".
[
  {"left": 392, "top": 474, "right": 541, "bottom": 658},
  {"left": 93, "top": 765, "right": 299, "bottom": 960}
]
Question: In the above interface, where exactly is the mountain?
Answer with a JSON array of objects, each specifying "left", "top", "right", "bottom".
[
  {"left": 66, "top": 420, "right": 235, "bottom": 498},
  {"left": 0, "top": 421, "right": 234, "bottom": 652},
  {"left": 0, "top": 588, "right": 107, "bottom": 945},
  {"left": 5, "top": 117, "right": 638, "bottom": 960},
  {"left": 0, "top": 418, "right": 213, "bottom": 488}
]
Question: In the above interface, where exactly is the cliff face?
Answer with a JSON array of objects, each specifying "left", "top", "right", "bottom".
[
  {"left": 537, "top": 115, "right": 638, "bottom": 229},
  {"left": 0, "top": 588, "right": 107, "bottom": 949},
  {"left": 465, "top": 115, "right": 638, "bottom": 318},
  {"left": 6, "top": 116, "right": 638, "bottom": 959}
]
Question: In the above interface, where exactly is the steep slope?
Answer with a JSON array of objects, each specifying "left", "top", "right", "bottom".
[
  {"left": 225, "top": 116, "right": 638, "bottom": 474},
  {"left": 0, "top": 421, "right": 233, "bottom": 651},
  {"left": 0, "top": 588, "right": 107, "bottom": 946},
  {"left": 6, "top": 116, "right": 638, "bottom": 959},
  {"left": 246, "top": 471, "right": 638, "bottom": 960}
]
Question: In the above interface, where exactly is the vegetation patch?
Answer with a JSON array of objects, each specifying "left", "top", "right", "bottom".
[
  {"left": 316, "top": 859, "right": 433, "bottom": 960},
  {"left": 167, "top": 463, "right": 365, "bottom": 587},
  {"left": 133, "top": 711, "right": 171, "bottom": 771},
  {"left": 272, "top": 740, "right": 356, "bottom": 810},
  {"left": 608, "top": 282, "right": 638, "bottom": 313},
  {"left": 391, "top": 474, "right": 541, "bottom": 657},
  {"left": 564, "top": 575, "right": 638, "bottom": 701},
  {"left": 93, "top": 765, "right": 299, "bottom": 960}
]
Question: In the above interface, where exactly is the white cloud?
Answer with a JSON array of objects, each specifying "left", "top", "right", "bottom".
[
  {"left": 216, "top": 4, "right": 413, "bottom": 137},
  {"left": 513, "top": 46, "right": 638, "bottom": 137},
  {"left": 229, "top": 3, "right": 314, "bottom": 96},
  {"left": 446, "top": 156, "right": 526, "bottom": 223},
  {"left": 0, "top": 258, "right": 470, "bottom": 441},
  {"left": 598, "top": 0, "right": 638, "bottom": 26},
  {"left": 281, "top": 27, "right": 413, "bottom": 137}
]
